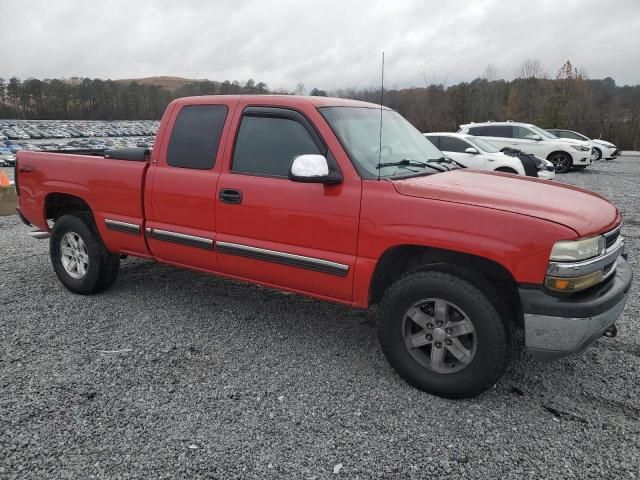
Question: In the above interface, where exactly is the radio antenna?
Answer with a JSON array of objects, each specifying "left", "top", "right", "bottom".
[{"left": 377, "top": 51, "right": 385, "bottom": 181}]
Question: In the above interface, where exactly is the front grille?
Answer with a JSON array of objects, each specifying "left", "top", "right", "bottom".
[{"left": 605, "top": 228, "right": 621, "bottom": 249}]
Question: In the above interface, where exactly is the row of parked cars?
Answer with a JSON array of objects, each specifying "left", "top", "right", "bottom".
[
  {"left": 423, "top": 121, "right": 619, "bottom": 178},
  {"left": 0, "top": 136, "right": 155, "bottom": 167},
  {"left": 0, "top": 120, "right": 159, "bottom": 141}
]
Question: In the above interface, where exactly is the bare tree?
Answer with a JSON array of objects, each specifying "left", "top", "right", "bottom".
[
  {"left": 481, "top": 64, "right": 498, "bottom": 82},
  {"left": 294, "top": 82, "right": 306, "bottom": 96},
  {"left": 518, "top": 59, "right": 545, "bottom": 79}
]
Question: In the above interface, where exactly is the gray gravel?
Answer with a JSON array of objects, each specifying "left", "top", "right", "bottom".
[{"left": 1, "top": 158, "right": 639, "bottom": 479}]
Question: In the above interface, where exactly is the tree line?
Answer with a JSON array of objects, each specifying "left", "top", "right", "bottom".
[
  {"left": 1, "top": 60, "right": 639, "bottom": 148},
  {"left": 0, "top": 77, "right": 268, "bottom": 121},
  {"left": 328, "top": 61, "right": 640, "bottom": 149}
]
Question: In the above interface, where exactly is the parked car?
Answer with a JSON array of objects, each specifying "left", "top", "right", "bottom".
[
  {"left": 546, "top": 129, "right": 619, "bottom": 161},
  {"left": 458, "top": 121, "right": 593, "bottom": 173},
  {"left": 424, "top": 132, "right": 555, "bottom": 180},
  {"left": 15, "top": 95, "right": 632, "bottom": 399}
]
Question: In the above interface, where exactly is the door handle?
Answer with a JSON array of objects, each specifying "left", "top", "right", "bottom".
[{"left": 219, "top": 188, "right": 242, "bottom": 204}]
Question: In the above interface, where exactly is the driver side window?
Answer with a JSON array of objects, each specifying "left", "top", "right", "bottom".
[
  {"left": 232, "top": 115, "right": 322, "bottom": 177},
  {"left": 440, "top": 137, "right": 470, "bottom": 153},
  {"left": 513, "top": 126, "right": 537, "bottom": 140}
]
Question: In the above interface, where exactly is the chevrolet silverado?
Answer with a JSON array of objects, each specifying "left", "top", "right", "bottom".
[{"left": 15, "top": 95, "right": 632, "bottom": 398}]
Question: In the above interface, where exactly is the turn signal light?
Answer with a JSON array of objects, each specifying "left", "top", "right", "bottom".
[{"left": 545, "top": 270, "right": 603, "bottom": 293}]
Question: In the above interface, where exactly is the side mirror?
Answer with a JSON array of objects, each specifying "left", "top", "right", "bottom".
[
  {"left": 529, "top": 134, "right": 542, "bottom": 141},
  {"left": 464, "top": 147, "right": 478, "bottom": 154},
  {"left": 289, "top": 154, "right": 342, "bottom": 185}
]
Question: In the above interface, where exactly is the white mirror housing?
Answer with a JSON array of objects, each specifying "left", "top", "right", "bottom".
[
  {"left": 465, "top": 147, "right": 478, "bottom": 154},
  {"left": 290, "top": 154, "right": 329, "bottom": 177},
  {"left": 289, "top": 154, "right": 343, "bottom": 184}
]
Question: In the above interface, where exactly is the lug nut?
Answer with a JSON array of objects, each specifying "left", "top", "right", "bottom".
[
  {"left": 435, "top": 341, "right": 442, "bottom": 348},
  {"left": 427, "top": 323, "right": 433, "bottom": 329},
  {"left": 446, "top": 328, "right": 452, "bottom": 334},
  {"left": 437, "top": 321, "right": 443, "bottom": 326},
  {"left": 426, "top": 334, "right": 432, "bottom": 340}
]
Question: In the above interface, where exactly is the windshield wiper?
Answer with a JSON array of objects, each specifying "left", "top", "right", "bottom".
[
  {"left": 376, "top": 158, "right": 445, "bottom": 172},
  {"left": 429, "top": 156, "right": 465, "bottom": 168}
]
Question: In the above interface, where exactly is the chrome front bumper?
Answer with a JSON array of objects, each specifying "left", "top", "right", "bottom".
[{"left": 519, "top": 255, "right": 633, "bottom": 361}]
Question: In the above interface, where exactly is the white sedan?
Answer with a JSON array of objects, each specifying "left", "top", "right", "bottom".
[
  {"left": 546, "top": 129, "right": 619, "bottom": 161},
  {"left": 424, "top": 132, "right": 555, "bottom": 180}
]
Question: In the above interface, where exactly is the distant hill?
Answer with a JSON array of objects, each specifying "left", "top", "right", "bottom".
[{"left": 114, "top": 76, "right": 206, "bottom": 91}]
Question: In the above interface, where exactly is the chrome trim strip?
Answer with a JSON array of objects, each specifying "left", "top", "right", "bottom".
[
  {"left": 147, "top": 228, "right": 213, "bottom": 250},
  {"left": 547, "top": 237, "right": 624, "bottom": 278},
  {"left": 104, "top": 219, "right": 141, "bottom": 236},
  {"left": 215, "top": 241, "right": 349, "bottom": 277}
]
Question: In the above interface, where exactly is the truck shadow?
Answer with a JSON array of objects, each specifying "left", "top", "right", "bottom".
[{"left": 108, "top": 258, "right": 617, "bottom": 405}]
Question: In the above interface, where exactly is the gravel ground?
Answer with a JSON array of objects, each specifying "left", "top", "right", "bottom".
[{"left": 1, "top": 158, "right": 639, "bottom": 479}]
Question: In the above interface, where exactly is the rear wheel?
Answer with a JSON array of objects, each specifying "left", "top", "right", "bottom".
[
  {"left": 50, "top": 214, "right": 120, "bottom": 294},
  {"left": 547, "top": 152, "right": 572, "bottom": 173},
  {"left": 378, "top": 270, "right": 511, "bottom": 399}
]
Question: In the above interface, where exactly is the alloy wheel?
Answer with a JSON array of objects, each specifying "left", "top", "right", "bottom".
[
  {"left": 402, "top": 298, "right": 477, "bottom": 374},
  {"left": 60, "top": 231, "right": 89, "bottom": 279}
]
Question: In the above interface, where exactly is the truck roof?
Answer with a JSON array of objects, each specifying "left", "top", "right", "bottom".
[{"left": 172, "top": 95, "right": 389, "bottom": 110}]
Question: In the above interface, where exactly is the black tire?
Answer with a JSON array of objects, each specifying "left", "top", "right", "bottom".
[
  {"left": 592, "top": 147, "right": 602, "bottom": 161},
  {"left": 378, "top": 270, "right": 511, "bottom": 399},
  {"left": 547, "top": 152, "right": 572, "bottom": 173},
  {"left": 50, "top": 214, "right": 120, "bottom": 294}
]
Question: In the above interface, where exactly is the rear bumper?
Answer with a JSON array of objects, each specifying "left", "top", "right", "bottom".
[{"left": 519, "top": 255, "right": 633, "bottom": 361}]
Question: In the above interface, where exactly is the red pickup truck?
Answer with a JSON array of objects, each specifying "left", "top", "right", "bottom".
[{"left": 15, "top": 95, "right": 632, "bottom": 398}]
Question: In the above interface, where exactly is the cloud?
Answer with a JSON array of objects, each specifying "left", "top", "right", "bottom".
[{"left": 1, "top": 0, "right": 638, "bottom": 89}]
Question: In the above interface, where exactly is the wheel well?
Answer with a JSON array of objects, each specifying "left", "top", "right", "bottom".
[
  {"left": 369, "top": 245, "right": 523, "bottom": 327},
  {"left": 546, "top": 151, "right": 572, "bottom": 162},
  {"left": 45, "top": 193, "right": 92, "bottom": 222}
]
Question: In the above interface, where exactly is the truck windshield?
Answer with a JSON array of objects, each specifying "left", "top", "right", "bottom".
[{"left": 320, "top": 106, "right": 450, "bottom": 179}]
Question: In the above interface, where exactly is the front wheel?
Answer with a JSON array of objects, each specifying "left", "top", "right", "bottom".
[
  {"left": 592, "top": 147, "right": 602, "bottom": 161},
  {"left": 50, "top": 214, "right": 120, "bottom": 294},
  {"left": 378, "top": 270, "right": 511, "bottom": 399},
  {"left": 547, "top": 152, "right": 572, "bottom": 173}
]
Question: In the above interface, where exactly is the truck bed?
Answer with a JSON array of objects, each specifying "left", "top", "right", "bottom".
[{"left": 16, "top": 150, "right": 152, "bottom": 256}]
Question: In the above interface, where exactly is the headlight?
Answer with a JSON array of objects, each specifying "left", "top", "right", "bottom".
[
  {"left": 570, "top": 145, "right": 590, "bottom": 152},
  {"left": 550, "top": 236, "right": 605, "bottom": 262}
]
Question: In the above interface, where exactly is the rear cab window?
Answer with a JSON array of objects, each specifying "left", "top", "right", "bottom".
[{"left": 167, "top": 104, "right": 228, "bottom": 170}]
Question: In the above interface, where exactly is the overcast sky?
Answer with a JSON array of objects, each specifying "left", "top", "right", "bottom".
[{"left": 2, "top": 0, "right": 639, "bottom": 90}]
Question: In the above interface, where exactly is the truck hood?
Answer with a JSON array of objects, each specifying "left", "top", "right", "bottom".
[{"left": 392, "top": 170, "right": 620, "bottom": 237}]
